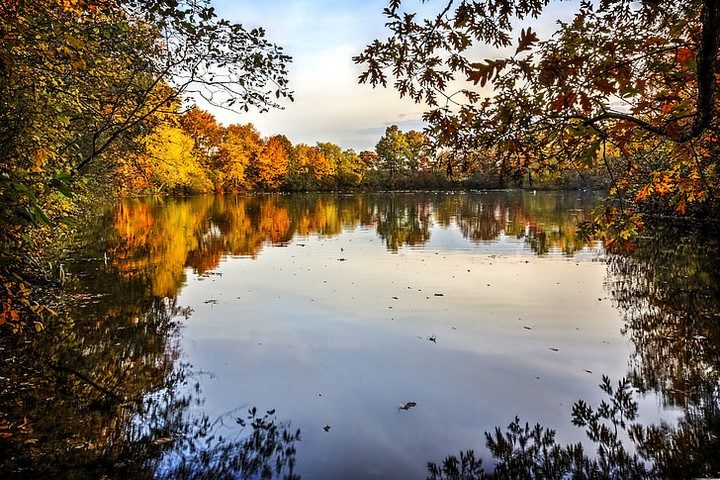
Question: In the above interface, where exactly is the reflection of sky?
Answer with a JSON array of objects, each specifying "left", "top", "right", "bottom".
[{"left": 177, "top": 225, "right": 678, "bottom": 479}]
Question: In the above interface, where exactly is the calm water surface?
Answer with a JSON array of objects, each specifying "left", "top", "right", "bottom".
[
  {"left": 114, "top": 191, "right": 660, "bottom": 478},
  {"left": 4, "top": 191, "right": 718, "bottom": 479}
]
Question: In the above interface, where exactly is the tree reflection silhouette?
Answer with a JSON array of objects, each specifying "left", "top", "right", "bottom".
[
  {"left": 0, "top": 192, "right": 617, "bottom": 479},
  {"left": 428, "top": 223, "right": 720, "bottom": 479},
  {"left": 0, "top": 215, "right": 300, "bottom": 479}
]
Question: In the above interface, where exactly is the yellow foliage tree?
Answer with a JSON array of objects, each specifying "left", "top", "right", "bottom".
[
  {"left": 135, "top": 124, "right": 212, "bottom": 194},
  {"left": 217, "top": 124, "right": 263, "bottom": 192},
  {"left": 294, "top": 144, "right": 334, "bottom": 182}
]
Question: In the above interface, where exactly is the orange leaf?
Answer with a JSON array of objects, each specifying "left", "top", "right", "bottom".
[
  {"left": 676, "top": 47, "right": 693, "bottom": 64},
  {"left": 635, "top": 184, "right": 651, "bottom": 201},
  {"left": 676, "top": 199, "right": 687, "bottom": 214}
]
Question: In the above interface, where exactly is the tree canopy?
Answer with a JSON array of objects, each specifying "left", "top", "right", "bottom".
[
  {"left": 0, "top": 0, "right": 291, "bottom": 329},
  {"left": 355, "top": 0, "right": 720, "bottom": 244}
]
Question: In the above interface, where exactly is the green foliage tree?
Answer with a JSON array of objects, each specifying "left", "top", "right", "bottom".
[
  {"left": 356, "top": 0, "right": 720, "bottom": 242},
  {"left": 376, "top": 125, "right": 411, "bottom": 182}
]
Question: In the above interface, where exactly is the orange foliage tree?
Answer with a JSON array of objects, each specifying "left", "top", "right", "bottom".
[{"left": 255, "top": 135, "right": 291, "bottom": 190}]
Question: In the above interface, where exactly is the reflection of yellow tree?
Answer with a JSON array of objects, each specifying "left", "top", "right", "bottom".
[
  {"left": 292, "top": 199, "right": 343, "bottom": 237},
  {"left": 112, "top": 199, "right": 206, "bottom": 297},
  {"left": 109, "top": 193, "right": 600, "bottom": 300}
]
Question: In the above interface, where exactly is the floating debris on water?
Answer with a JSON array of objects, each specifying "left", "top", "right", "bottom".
[{"left": 398, "top": 402, "right": 417, "bottom": 411}]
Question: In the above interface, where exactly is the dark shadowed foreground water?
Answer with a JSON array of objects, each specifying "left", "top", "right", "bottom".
[{"left": 1, "top": 191, "right": 718, "bottom": 479}]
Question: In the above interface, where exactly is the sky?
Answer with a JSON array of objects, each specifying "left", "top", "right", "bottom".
[{"left": 204, "top": 1, "right": 569, "bottom": 151}]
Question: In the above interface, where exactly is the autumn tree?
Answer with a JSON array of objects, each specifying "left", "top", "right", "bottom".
[
  {"left": 179, "top": 106, "right": 223, "bottom": 168},
  {"left": 289, "top": 144, "right": 335, "bottom": 190},
  {"left": 405, "top": 130, "right": 432, "bottom": 172},
  {"left": 0, "top": 0, "right": 292, "bottom": 330},
  {"left": 217, "top": 124, "right": 264, "bottom": 192},
  {"left": 255, "top": 135, "right": 291, "bottom": 190},
  {"left": 316, "top": 142, "right": 364, "bottom": 188},
  {"left": 338, "top": 149, "right": 365, "bottom": 187},
  {"left": 356, "top": 0, "right": 720, "bottom": 243},
  {"left": 132, "top": 122, "right": 213, "bottom": 194},
  {"left": 360, "top": 150, "right": 381, "bottom": 171}
]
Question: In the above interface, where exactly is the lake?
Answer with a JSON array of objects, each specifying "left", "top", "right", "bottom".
[{"left": 3, "top": 191, "right": 718, "bottom": 479}]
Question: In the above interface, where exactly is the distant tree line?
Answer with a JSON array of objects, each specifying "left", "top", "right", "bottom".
[{"left": 119, "top": 106, "right": 609, "bottom": 196}]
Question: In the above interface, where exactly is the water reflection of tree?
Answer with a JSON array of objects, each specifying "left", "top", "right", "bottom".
[
  {"left": 374, "top": 195, "right": 432, "bottom": 251},
  {"left": 0, "top": 219, "right": 300, "bottom": 479},
  {"left": 607, "top": 224, "right": 720, "bottom": 476},
  {"left": 442, "top": 192, "right": 596, "bottom": 255},
  {"left": 607, "top": 226, "right": 720, "bottom": 406},
  {"left": 426, "top": 223, "right": 720, "bottom": 479},
  {"left": 106, "top": 193, "right": 600, "bottom": 300}
]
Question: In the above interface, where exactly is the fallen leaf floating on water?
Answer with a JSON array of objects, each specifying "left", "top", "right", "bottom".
[
  {"left": 434, "top": 293, "right": 444, "bottom": 296},
  {"left": 398, "top": 402, "right": 417, "bottom": 411},
  {"left": 337, "top": 258, "right": 346, "bottom": 261},
  {"left": 549, "top": 347, "right": 559, "bottom": 352},
  {"left": 323, "top": 425, "right": 331, "bottom": 432},
  {"left": 523, "top": 326, "right": 532, "bottom": 330},
  {"left": 427, "top": 335, "right": 437, "bottom": 343}
]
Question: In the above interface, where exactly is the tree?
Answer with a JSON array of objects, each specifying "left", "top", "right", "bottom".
[
  {"left": 255, "top": 135, "right": 291, "bottom": 190},
  {"left": 179, "top": 106, "right": 223, "bottom": 167},
  {"left": 405, "top": 130, "right": 432, "bottom": 173},
  {"left": 0, "top": 0, "right": 292, "bottom": 330},
  {"left": 356, "top": 0, "right": 720, "bottom": 243},
  {"left": 339, "top": 149, "right": 365, "bottom": 187},
  {"left": 290, "top": 144, "right": 334, "bottom": 190},
  {"left": 132, "top": 123, "right": 213, "bottom": 194},
  {"left": 316, "top": 141, "right": 364, "bottom": 188},
  {"left": 375, "top": 125, "right": 410, "bottom": 181},
  {"left": 217, "top": 124, "right": 263, "bottom": 192}
]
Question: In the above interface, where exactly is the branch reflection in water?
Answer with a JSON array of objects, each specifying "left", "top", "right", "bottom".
[
  {"left": 428, "top": 223, "right": 720, "bottom": 479},
  {"left": 9, "top": 192, "right": 712, "bottom": 478}
]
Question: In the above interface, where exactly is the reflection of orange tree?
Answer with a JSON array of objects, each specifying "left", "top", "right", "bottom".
[
  {"left": 109, "top": 193, "right": 600, "bottom": 299},
  {"left": 1, "top": 223, "right": 300, "bottom": 477},
  {"left": 111, "top": 199, "right": 207, "bottom": 298}
]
